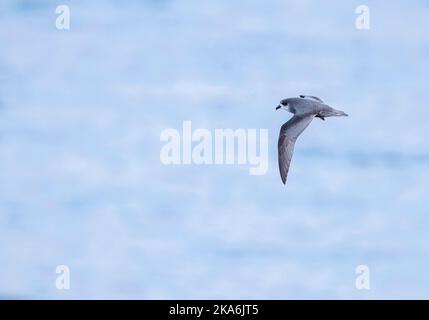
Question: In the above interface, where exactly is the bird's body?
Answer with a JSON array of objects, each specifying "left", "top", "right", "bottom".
[{"left": 276, "top": 95, "right": 348, "bottom": 185}]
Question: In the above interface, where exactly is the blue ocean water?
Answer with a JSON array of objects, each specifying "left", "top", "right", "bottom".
[{"left": 0, "top": 0, "right": 428, "bottom": 299}]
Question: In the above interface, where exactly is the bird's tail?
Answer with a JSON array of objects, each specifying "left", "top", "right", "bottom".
[{"left": 320, "top": 107, "right": 348, "bottom": 117}]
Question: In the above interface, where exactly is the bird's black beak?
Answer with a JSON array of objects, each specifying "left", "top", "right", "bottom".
[{"left": 276, "top": 105, "right": 281, "bottom": 110}]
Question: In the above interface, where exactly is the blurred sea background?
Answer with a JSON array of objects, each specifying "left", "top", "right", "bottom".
[{"left": 0, "top": 0, "right": 428, "bottom": 299}]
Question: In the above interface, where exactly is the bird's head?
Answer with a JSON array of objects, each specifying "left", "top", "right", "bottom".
[{"left": 276, "top": 98, "right": 292, "bottom": 112}]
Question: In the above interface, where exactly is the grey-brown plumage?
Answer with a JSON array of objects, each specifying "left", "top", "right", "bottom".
[{"left": 276, "top": 95, "right": 348, "bottom": 185}]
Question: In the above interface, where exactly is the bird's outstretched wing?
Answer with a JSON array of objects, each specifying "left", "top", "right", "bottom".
[
  {"left": 278, "top": 114, "right": 314, "bottom": 184},
  {"left": 299, "top": 95, "right": 323, "bottom": 103}
]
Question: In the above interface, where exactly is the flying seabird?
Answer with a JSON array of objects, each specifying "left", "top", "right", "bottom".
[{"left": 276, "top": 95, "right": 348, "bottom": 185}]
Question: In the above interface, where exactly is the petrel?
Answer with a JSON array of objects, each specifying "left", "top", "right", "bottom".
[{"left": 276, "top": 95, "right": 348, "bottom": 185}]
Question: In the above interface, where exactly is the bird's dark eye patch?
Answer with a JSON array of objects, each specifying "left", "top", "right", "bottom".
[{"left": 280, "top": 100, "right": 288, "bottom": 106}]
